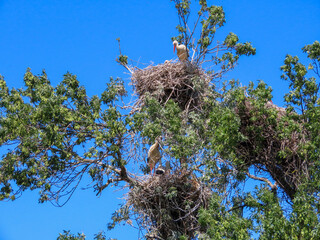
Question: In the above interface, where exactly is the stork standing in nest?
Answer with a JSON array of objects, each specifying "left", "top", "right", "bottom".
[
  {"left": 173, "top": 40, "right": 188, "bottom": 61},
  {"left": 147, "top": 139, "right": 161, "bottom": 175}
]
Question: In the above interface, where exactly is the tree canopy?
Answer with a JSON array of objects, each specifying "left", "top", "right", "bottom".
[{"left": 1, "top": 1, "right": 320, "bottom": 239}]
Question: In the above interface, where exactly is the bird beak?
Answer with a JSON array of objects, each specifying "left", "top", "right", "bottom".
[{"left": 173, "top": 45, "right": 176, "bottom": 53}]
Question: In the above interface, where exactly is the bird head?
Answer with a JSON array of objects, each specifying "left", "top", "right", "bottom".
[{"left": 173, "top": 40, "right": 178, "bottom": 53}]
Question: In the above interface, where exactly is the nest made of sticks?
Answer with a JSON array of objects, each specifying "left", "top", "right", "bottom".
[
  {"left": 235, "top": 99, "right": 309, "bottom": 199},
  {"left": 131, "top": 61, "right": 210, "bottom": 111},
  {"left": 128, "top": 170, "right": 211, "bottom": 239}
]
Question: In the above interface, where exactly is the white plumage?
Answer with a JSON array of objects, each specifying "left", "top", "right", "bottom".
[
  {"left": 147, "top": 141, "right": 161, "bottom": 175},
  {"left": 173, "top": 40, "right": 188, "bottom": 61}
]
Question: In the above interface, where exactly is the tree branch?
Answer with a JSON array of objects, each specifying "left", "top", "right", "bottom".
[{"left": 246, "top": 172, "right": 278, "bottom": 191}]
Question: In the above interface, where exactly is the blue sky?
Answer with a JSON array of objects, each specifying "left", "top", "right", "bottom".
[{"left": 0, "top": 0, "right": 319, "bottom": 239}]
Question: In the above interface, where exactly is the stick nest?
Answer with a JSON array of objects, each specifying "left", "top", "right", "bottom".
[
  {"left": 131, "top": 61, "right": 210, "bottom": 111},
  {"left": 128, "top": 171, "right": 211, "bottom": 239},
  {"left": 235, "top": 99, "right": 309, "bottom": 199}
]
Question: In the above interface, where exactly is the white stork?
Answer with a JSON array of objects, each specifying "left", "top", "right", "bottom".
[
  {"left": 147, "top": 140, "right": 161, "bottom": 175},
  {"left": 173, "top": 40, "right": 188, "bottom": 61}
]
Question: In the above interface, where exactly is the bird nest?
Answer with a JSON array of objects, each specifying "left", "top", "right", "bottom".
[
  {"left": 127, "top": 171, "right": 211, "bottom": 239},
  {"left": 235, "top": 99, "right": 308, "bottom": 199},
  {"left": 131, "top": 61, "right": 211, "bottom": 111}
]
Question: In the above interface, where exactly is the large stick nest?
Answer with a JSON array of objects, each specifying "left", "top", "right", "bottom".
[
  {"left": 235, "top": 99, "right": 309, "bottom": 199},
  {"left": 127, "top": 171, "right": 211, "bottom": 239},
  {"left": 131, "top": 61, "right": 211, "bottom": 111}
]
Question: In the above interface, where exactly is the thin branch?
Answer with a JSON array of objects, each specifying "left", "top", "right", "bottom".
[
  {"left": 96, "top": 177, "right": 122, "bottom": 196},
  {"left": 246, "top": 172, "right": 278, "bottom": 191}
]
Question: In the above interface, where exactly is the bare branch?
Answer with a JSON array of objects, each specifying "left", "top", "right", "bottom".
[{"left": 246, "top": 172, "right": 278, "bottom": 191}]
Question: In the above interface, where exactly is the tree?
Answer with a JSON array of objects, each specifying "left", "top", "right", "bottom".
[
  {"left": 195, "top": 40, "right": 320, "bottom": 239},
  {"left": 1, "top": 1, "right": 319, "bottom": 239}
]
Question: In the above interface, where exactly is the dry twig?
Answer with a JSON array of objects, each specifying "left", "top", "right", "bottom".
[
  {"left": 131, "top": 61, "right": 211, "bottom": 112},
  {"left": 127, "top": 171, "right": 211, "bottom": 239}
]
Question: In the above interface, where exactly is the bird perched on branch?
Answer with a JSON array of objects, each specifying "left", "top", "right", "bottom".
[
  {"left": 147, "top": 140, "right": 161, "bottom": 175},
  {"left": 173, "top": 40, "right": 188, "bottom": 61}
]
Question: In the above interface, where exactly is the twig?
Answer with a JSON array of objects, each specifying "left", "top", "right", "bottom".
[{"left": 247, "top": 171, "right": 278, "bottom": 191}]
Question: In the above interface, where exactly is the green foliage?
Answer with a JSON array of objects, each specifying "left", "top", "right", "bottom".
[
  {"left": 224, "top": 33, "right": 239, "bottom": 48},
  {"left": 0, "top": 0, "right": 319, "bottom": 239},
  {"left": 115, "top": 38, "right": 129, "bottom": 67},
  {"left": 107, "top": 205, "right": 130, "bottom": 230},
  {"left": 132, "top": 96, "right": 206, "bottom": 161},
  {"left": 281, "top": 54, "right": 317, "bottom": 111},
  {"left": 117, "top": 55, "right": 128, "bottom": 66},
  {"left": 248, "top": 185, "right": 320, "bottom": 240},
  {"left": 303, "top": 40, "right": 320, "bottom": 63},
  {"left": 0, "top": 70, "right": 128, "bottom": 203},
  {"left": 57, "top": 230, "right": 86, "bottom": 240},
  {"left": 170, "top": 0, "right": 256, "bottom": 68},
  {"left": 115, "top": 38, "right": 320, "bottom": 238},
  {"left": 199, "top": 185, "right": 320, "bottom": 239},
  {"left": 235, "top": 42, "right": 256, "bottom": 56},
  {"left": 281, "top": 41, "right": 320, "bottom": 194},
  {"left": 198, "top": 193, "right": 252, "bottom": 239},
  {"left": 197, "top": 41, "right": 320, "bottom": 239},
  {"left": 57, "top": 230, "right": 107, "bottom": 240}
]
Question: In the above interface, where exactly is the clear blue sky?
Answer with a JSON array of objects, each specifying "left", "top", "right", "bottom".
[{"left": 0, "top": 0, "right": 319, "bottom": 239}]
